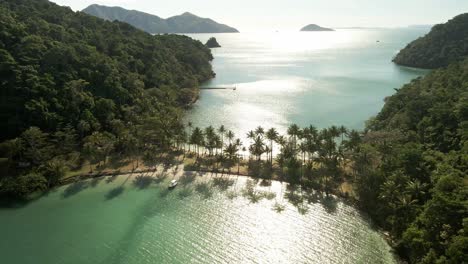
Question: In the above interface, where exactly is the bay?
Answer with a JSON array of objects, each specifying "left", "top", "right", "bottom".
[{"left": 186, "top": 29, "right": 430, "bottom": 140}]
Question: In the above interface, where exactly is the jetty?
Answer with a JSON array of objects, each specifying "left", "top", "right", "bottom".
[{"left": 200, "top": 86, "right": 236, "bottom": 90}]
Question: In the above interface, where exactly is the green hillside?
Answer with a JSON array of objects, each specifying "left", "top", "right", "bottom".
[
  {"left": 83, "top": 5, "right": 239, "bottom": 34},
  {"left": 0, "top": 0, "right": 214, "bottom": 196},
  {"left": 393, "top": 13, "right": 468, "bottom": 69}
]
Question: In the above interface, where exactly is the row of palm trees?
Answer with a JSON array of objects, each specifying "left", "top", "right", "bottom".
[{"left": 182, "top": 123, "right": 363, "bottom": 177}]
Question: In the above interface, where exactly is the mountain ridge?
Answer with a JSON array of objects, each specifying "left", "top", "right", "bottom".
[{"left": 82, "top": 4, "right": 239, "bottom": 33}]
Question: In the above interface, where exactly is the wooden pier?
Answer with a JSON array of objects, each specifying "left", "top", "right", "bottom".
[{"left": 199, "top": 86, "right": 237, "bottom": 90}]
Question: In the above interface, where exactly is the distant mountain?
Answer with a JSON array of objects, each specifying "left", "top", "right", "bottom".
[
  {"left": 82, "top": 5, "right": 239, "bottom": 34},
  {"left": 300, "top": 24, "right": 334, "bottom": 32},
  {"left": 393, "top": 13, "right": 468, "bottom": 69}
]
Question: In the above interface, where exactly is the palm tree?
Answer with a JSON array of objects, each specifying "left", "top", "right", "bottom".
[
  {"left": 218, "top": 125, "right": 226, "bottom": 155},
  {"left": 249, "top": 135, "right": 266, "bottom": 161},
  {"left": 187, "top": 122, "right": 193, "bottom": 152},
  {"left": 42, "top": 158, "right": 68, "bottom": 187},
  {"left": 329, "top": 125, "right": 340, "bottom": 138},
  {"left": 204, "top": 126, "right": 217, "bottom": 156},
  {"left": 275, "top": 135, "right": 286, "bottom": 160},
  {"left": 337, "top": 125, "right": 348, "bottom": 170},
  {"left": 247, "top": 130, "right": 255, "bottom": 141},
  {"left": 190, "top": 127, "right": 204, "bottom": 158},
  {"left": 266, "top": 128, "right": 279, "bottom": 166},
  {"left": 224, "top": 142, "right": 239, "bottom": 161},
  {"left": 299, "top": 142, "right": 308, "bottom": 165},
  {"left": 287, "top": 124, "right": 301, "bottom": 152},
  {"left": 246, "top": 130, "right": 255, "bottom": 160},
  {"left": 226, "top": 130, "right": 235, "bottom": 145},
  {"left": 405, "top": 179, "right": 427, "bottom": 202},
  {"left": 235, "top": 139, "right": 243, "bottom": 174},
  {"left": 344, "top": 129, "right": 361, "bottom": 152},
  {"left": 255, "top": 126, "right": 265, "bottom": 137},
  {"left": 339, "top": 125, "right": 348, "bottom": 143}
]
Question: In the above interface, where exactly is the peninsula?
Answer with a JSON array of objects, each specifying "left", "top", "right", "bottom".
[{"left": 82, "top": 4, "right": 239, "bottom": 34}]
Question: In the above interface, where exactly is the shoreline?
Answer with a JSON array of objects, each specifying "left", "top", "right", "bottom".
[{"left": 3, "top": 161, "right": 401, "bottom": 263}]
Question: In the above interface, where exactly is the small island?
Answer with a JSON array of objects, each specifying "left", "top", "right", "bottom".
[
  {"left": 205, "top": 37, "right": 221, "bottom": 48},
  {"left": 300, "top": 24, "right": 334, "bottom": 32}
]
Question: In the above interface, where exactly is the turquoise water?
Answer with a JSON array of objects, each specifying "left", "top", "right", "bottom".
[
  {"left": 0, "top": 29, "right": 431, "bottom": 264},
  {"left": 187, "top": 29, "right": 429, "bottom": 140},
  {"left": 0, "top": 173, "right": 397, "bottom": 263}
]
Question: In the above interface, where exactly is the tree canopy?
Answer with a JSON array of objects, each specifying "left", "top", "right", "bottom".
[
  {"left": 0, "top": 0, "right": 214, "bottom": 140},
  {"left": 393, "top": 13, "right": 468, "bottom": 69},
  {"left": 360, "top": 60, "right": 468, "bottom": 263},
  {"left": 0, "top": 0, "right": 214, "bottom": 196}
]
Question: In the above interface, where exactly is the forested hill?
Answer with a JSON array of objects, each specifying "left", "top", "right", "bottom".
[
  {"left": 0, "top": 0, "right": 214, "bottom": 196},
  {"left": 356, "top": 61, "right": 468, "bottom": 261},
  {"left": 82, "top": 4, "right": 239, "bottom": 34},
  {"left": 393, "top": 13, "right": 468, "bottom": 69},
  {"left": 0, "top": 0, "right": 214, "bottom": 140}
]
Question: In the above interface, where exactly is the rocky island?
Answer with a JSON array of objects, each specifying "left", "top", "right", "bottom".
[
  {"left": 300, "top": 24, "right": 334, "bottom": 31},
  {"left": 205, "top": 37, "right": 221, "bottom": 48}
]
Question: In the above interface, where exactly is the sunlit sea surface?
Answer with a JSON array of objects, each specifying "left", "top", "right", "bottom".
[
  {"left": 0, "top": 173, "right": 397, "bottom": 264},
  {"left": 0, "top": 29, "right": 431, "bottom": 264},
  {"left": 186, "top": 29, "right": 429, "bottom": 141}
]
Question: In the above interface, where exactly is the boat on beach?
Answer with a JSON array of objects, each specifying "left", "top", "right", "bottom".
[{"left": 169, "top": 179, "right": 178, "bottom": 189}]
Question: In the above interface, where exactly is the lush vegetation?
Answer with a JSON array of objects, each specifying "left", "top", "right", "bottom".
[
  {"left": 359, "top": 58, "right": 468, "bottom": 263},
  {"left": 0, "top": 0, "right": 214, "bottom": 196},
  {"left": 393, "top": 13, "right": 468, "bottom": 69},
  {"left": 83, "top": 5, "right": 239, "bottom": 34},
  {"left": 0, "top": 1, "right": 466, "bottom": 263}
]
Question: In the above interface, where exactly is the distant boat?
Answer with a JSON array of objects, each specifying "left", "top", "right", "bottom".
[
  {"left": 169, "top": 179, "right": 178, "bottom": 189},
  {"left": 376, "top": 40, "right": 380, "bottom": 42}
]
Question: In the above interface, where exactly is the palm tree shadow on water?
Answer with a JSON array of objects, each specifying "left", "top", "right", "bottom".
[
  {"left": 212, "top": 177, "right": 235, "bottom": 192},
  {"left": 90, "top": 177, "right": 104, "bottom": 188},
  {"left": 179, "top": 172, "right": 197, "bottom": 186},
  {"left": 62, "top": 181, "right": 89, "bottom": 198},
  {"left": 104, "top": 174, "right": 133, "bottom": 201},
  {"left": 98, "top": 193, "right": 169, "bottom": 264},
  {"left": 132, "top": 175, "right": 154, "bottom": 190},
  {"left": 320, "top": 194, "right": 338, "bottom": 214},
  {"left": 195, "top": 182, "right": 213, "bottom": 199},
  {"left": 283, "top": 184, "right": 308, "bottom": 215},
  {"left": 177, "top": 187, "right": 193, "bottom": 199},
  {"left": 241, "top": 179, "right": 276, "bottom": 204},
  {"left": 283, "top": 183, "right": 339, "bottom": 215},
  {"left": 105, "top": 186, "right": 125, "bottom": 200}
]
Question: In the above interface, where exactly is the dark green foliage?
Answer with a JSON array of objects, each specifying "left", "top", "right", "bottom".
[
  {"left": 368, "top": 59, "right": 468, "bottom": 153},
  {"left": 1, "top": 172, "right": 48, "bottom": 198},
  {"left": 356, "top": 59, "right": 468, "bottom": 262},
  {"left": 82, "top": 5, "right": 239, "bottom": 34},
  {"left": 0, "top": 0, "right": 214, "bottom": 197},
  {"left": 393, "top": 13, "right": 468, "bottom": 69},
  {"left": 0, "top": 0, "right": 214, "bottom": 140}
]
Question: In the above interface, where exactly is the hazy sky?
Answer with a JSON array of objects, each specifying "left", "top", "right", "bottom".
[{"left": 52, "top": 0, "right": 468, "bottom": 31}]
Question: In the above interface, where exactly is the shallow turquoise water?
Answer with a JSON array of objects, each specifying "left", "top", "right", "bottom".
[
  {"left": 0, "top": 173, "right": 397, "bottom": 263},
  {"left": 187, "top": 29, "right": 429, "bottom": 140},
  {"left": 0, "top": 30, "right": 430, "bottom": 264}
]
